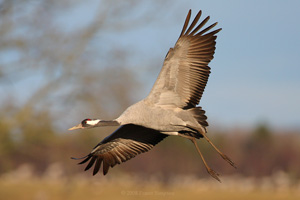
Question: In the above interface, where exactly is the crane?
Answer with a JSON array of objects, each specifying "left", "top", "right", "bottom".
[{"left": 69, "top": 10, "right": 236, "bottom": 182}]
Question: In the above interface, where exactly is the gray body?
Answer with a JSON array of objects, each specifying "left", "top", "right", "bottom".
[{"left": 117, "top": 99, "right": 203, "bottom": 134}]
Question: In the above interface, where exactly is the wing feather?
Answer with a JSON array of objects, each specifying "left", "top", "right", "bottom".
[
  {"left": 73, "top": 124, "right": 167, "bottom": 175},
  {"left": 146, "top": 10, "right": 221, "bottom": 108}
]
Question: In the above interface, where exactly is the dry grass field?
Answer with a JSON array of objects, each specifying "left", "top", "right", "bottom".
[
  {"left": 1, "top": 165, "right": 299, "bottom": 200},
  {"left": 1, "top": 178, "right": 299, "bottom": 200}
]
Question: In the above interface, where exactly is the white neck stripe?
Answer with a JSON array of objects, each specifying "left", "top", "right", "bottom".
[{"left": 86, "top": 119, "right": 100, "bottom": 126}]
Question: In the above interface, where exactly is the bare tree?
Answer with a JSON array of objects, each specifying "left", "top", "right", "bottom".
[
  {"left": 0, "top": 0, "right": 170, "bottom": 129},
  {"left": 0, "top": 0, "right": 171, "bottom": 172}
]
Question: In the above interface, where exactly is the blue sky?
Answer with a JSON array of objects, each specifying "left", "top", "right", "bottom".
[
  {"left": 129, "top": 0, "right": 300, "bottom": 129},
  {"left": 2, "top": 0, "right": 300, "bottom": 130},
  {"left": 192, "top": 1, "right": 300, "bottom": 129}
]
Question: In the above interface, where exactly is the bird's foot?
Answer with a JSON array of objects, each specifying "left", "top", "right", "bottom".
[
  {"left": 207, "top": 168, "right": 221, "bottom": 182},
  {"left": 221, "top": 154, "right": 237, "bottom": 169}
]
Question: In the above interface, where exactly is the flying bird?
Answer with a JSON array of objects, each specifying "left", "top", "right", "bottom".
[{"left": 69, "top": 10, "right": 236, "bottom": 182}]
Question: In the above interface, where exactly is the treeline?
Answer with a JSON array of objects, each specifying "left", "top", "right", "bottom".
[{"left": 1, "top": 111, "right": 299, "bottom": 179}]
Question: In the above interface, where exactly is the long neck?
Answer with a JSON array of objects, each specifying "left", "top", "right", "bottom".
[{"left": 95, "top": 120, "right": 120, "bottom": 127}]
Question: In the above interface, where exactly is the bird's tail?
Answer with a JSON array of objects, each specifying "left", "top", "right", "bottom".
[{"left": 189, "top": 106, "right": 209, "bottom": 128}]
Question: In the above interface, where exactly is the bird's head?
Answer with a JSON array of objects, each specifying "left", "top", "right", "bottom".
[{"left": 68, "top": 119, "right": 100, "bottom": 130}]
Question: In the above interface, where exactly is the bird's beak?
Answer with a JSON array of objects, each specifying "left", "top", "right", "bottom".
[{"left": 68, "top": 123, "right": 83, "bottom": 131}]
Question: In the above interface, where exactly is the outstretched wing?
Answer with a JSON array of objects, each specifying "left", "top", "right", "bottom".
[
  {"left": 146, "top": 10, "right": 221, "bottom": 108},
  {"left": 72, "top": 124, "right": 167, "bottom": 175}
]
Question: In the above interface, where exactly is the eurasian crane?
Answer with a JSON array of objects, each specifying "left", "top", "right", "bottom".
[{"left": 69, "top": 10, "right": 236, "bottom": 182}]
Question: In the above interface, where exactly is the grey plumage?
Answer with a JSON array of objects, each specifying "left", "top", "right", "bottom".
[
  {"left": 146, "top": 10, "right": 220, "bottom": 109},
  {"left": 69, "top": 10, "right": 236, "bottom": 182}
]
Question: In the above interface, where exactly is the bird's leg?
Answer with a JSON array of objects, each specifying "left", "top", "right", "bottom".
[
  {"left": 190, "top": 138, "right": 221, "bottom": 182},
  {"left": 201, "top": 133, "right": 237, "bottom": 169},
  {"left": 181, "top": 136, "right": 220, "bottom": 182}
]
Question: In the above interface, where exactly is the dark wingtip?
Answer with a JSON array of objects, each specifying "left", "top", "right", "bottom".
[
  {"left": 179, "top": 9, "right": 192, "bottom": 37},
  {"left": 71, "top": 154, "right": 92, "bottom": 166},
  {"left": 103, "top": 162, "right": 109, "bottom": 175},
  {"left": 70, "top": 155, "right": 88, "bottom": 160},
  {"left": 92, "top": 158, "right": 101, "bottom": 175},
  {"left": 84, "top": 156, "right": 96, "bottom": 171}
]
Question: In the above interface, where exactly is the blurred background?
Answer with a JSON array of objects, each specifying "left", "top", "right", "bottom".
[{"left": 0, "top": 0, "right": 300, "bottom": 199}]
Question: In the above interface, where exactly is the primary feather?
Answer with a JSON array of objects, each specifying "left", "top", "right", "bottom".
[
  {"left": 73, "top": 124, "right": 167, "bottom": 175},
  {"left": 146, "top": 10, "right": 221, "bottom": 108}
]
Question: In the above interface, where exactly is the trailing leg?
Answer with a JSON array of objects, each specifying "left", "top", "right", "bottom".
[
  {"left": 190, "top": 138, "right": 221, "bottom": 182},
  {"left": 201, "top": 133, "right": 236, "bottom": 169}
]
